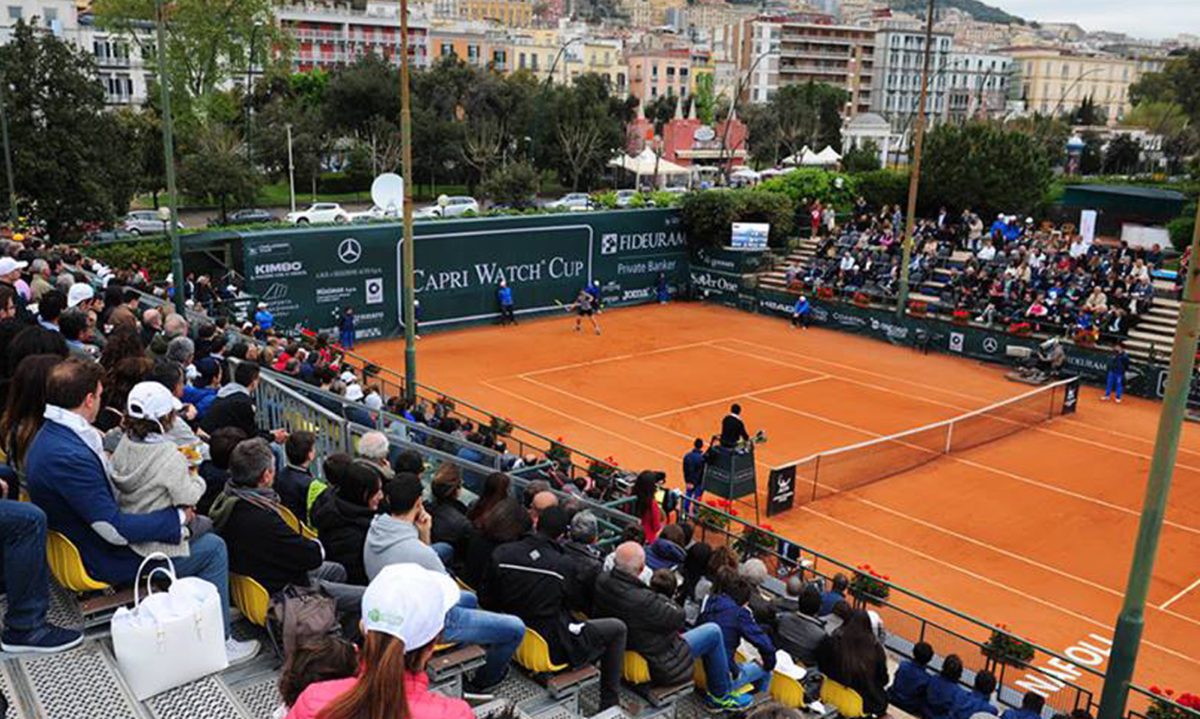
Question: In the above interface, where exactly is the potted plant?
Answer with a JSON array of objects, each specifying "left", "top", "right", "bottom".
[
  {"left": 697, "top": 498, "right": 735, "bottom": 532},
  {"left": 850, "top": 564, "right": 891, "bottom": 605},
  {"left": 981, "top": 624, "right": 1035, "bottom": 668},
  {"left": 908, "top": 299, "right": 928, "bottom": 317},
  {"left": 546, "top": 437, "right": 572, "bottom": 468},
  {"left": 952, "top": 307, "right": 970, "bottom": 325},
  {"left": 1147, "top": 689, "right": 1200, "bottom": 719},
  {"left": 853, "top": 291, "right": 871, "bottom": 308},
  {"left": 733, "top": 523, "right": 777, "bottom": 558},
  {"left": 587, "top": 456, "right": 619, "bottom": 486},
  {"left": 489, "top": 415, "right": 514, "bottom": 437}
]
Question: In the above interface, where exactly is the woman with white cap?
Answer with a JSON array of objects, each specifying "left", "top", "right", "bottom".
[{"left": 285, "top": 563, "right": 473, "bottom": 719}]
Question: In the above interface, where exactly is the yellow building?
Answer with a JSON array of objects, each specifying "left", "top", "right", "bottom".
[
  {"left": 458, "top": 0, "right": 533, "bottom": 27},
  {"left": 429, "top": 23, "right": 505, "bottom": 69},
  {"left": 1006, "top": 47, "right": 1141, "bottom": 123}
]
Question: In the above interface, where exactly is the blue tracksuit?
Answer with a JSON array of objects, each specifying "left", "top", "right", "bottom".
[
  {"left": 924, "top": 674, "right": 966, "bottom": 719},
  {"left": 952, "top": 689, "right": 998, "bottom": 719},
  {"left": 1106, "top": 350, "right": 1129, "bottom": 400},
  {"left": 682, "top": 448, "right": 705, "bottom": 514},
  {"left": 887, "top": 660, "right": 931, "bottom": 715},
  {"left": 339, "top": 313, "right": 356, "bottom": 349},
  {"left": 498, "top": 286, "right": 513, "bottom": 307}
]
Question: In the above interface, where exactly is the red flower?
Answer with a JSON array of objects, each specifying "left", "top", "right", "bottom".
[
  {"left": 1165, "top": 689, "right": 1175, "bottom": 696},
  {"left": 1150, "top": 686, "right": 1162, "bottom": 695},
  {"left": 882, "top": 575, "right": 890, "bottom": 580},
  {"left": 730, "top": 509, "right": 740, "bottom": 517},
  {"left": 761, "top": 523, "right": 774, "bottom": 532}
]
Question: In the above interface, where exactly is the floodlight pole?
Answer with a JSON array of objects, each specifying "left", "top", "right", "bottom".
[
  {"left": 155, "top": 0, "right": 185, "bottom": 316},
  {"left": 895, "top": 0, "right": 936, "bottom": 318},
  {"left": 1097, "top": 198, "right": 1200, "bottom": 719},
  {"left": 400, "top": 0, "right": 417, "bottom": 403}
]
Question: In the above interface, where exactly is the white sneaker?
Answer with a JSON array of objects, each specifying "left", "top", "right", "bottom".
[
  {"left": 225, "top": 637, "right": 260, "bottom": 666},
  {"left": 1101, "top": 395, "right": 1109, "bottom": 401}
]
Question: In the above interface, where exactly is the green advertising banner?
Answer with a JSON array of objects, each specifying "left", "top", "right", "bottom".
[{"left": 240, "top": 209, "right": 689, "bottom": 341}]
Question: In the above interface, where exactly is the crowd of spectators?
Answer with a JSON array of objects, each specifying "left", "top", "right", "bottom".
[
  {"left": 1, "top": 236, "right": 1045, "bottom": 719},
  {"left": 786, "top": 200, "right": 1166, "bottom": 346}
]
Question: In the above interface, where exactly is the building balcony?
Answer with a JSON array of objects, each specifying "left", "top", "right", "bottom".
[{"left": 96, "top": 55, "right": 134, "bottom": 67}]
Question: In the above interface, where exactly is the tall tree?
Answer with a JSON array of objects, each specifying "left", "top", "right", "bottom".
[
  {"left": 1069, "top": 95, "right": 1105, "bottom": 126},
  {"left": 115, "top": 108, "right": 166, "bottom": 208},
  {"left": 94, "top": 0, "right": 287, "bottom": 110},
  {"left": 543, "top": 74, "right": 631, "bottom": 191},
  {"left": 1102, "top": 135, "right": 1142, "bottom": 174},
  {"left": 920, "top": 122, "right": 1051, "bottom": 216},
  {"left": 0, "top": 22, "right": 136, "bottom": 237},
  {"left": 178, "top": 124, "right": 260, "bottom": 223},
  {"left": 1128, "top": 50, "right": 1200, "bottom": 121},
  {"left": 1005, "top": 114, "right": 1071, "bottom": 167}
]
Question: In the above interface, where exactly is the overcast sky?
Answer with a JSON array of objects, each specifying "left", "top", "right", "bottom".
[{"left": 988, "top": 0, "right": 1195, "bottom": 40}]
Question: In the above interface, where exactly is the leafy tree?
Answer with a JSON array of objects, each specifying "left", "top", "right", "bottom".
[
  {"left": 743, "top": 82, "right": 847, "bottom": 167},
  {"left": 543, "top": 74, "right": 631, "bottom": 190},
  {"left": 0, "top": 21, "right": 136, "bottom": 237},
  {"left": 178, "top": 124, "right": 259, "bottom": 223},
  {"left": 920, "top": 122, "right": 1050, "bottom": 216},
  {"left": 480, "top": 162, "right": 540, "bottom": 208},
  {"left": 1125, "top": 101, "right": 1190, "bottom": 139},
  {"left": 1079, "top": 130, "right": 1104, "bottom": 175},
  {"left": 1005, "top": 114, "right": 1070, "bottom": 167},
  {"left": 1069, "top": 95, "right": 1105, "bottom": 126},
  {"left": 1102, "top": 135, "right": 1141, "bottom": 174},
  {"left": 855, "top": 169, "right": 909, "bottom": 210},
  {"left": 842, "top": 141, "right": 881, "bottom": 172},
  {"left": 115, "top": 108, "right": 166, "bottom": 208},
  {"left": 1128, "top": 50, "right": 1200, "bottom": 121},
  {"left": 693, "top": 73, "right": 716, "bottom": 125},
  {"left": 322, "top": 55, "right": 401, "bottom": 174},
  {"left": 94, "top": 0, "right": 288, "bottom": 111},
  {"left": 678, "top": 187, "right": 796, "bottom": 249},
  {"left": 757, "top": 167, "right": 858, "bottom": 213}
]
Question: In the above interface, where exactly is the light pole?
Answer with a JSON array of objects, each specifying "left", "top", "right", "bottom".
[
  {"left": 894, "top": 0, "right": 936, "bottom": 319},
  {"left": 719, "top": 48, "right": 778, "bottom": 179},
  {"left": 154, "top": 0, "right": 185, "bottom": 315},
  {"left": 0, "top": 71, "right": 15, "bottom": 225},
  {"left": 1052, "top": 67, "right": 1106, "bottom": 119},
  {"left": 244, "top": 19, "right": 265, "bottom": 162},
  {"left": 399, "top": 0, "right": 417, "bottom": 403},
  {"left": 285, "top": 123, "right": 296, "bottom": 214},
  {"left": 1096, "top": 198, "right": 1200, "bottom": 719},
  {"left": 545, "top": 37, "right": 584, "bottom": 86}
]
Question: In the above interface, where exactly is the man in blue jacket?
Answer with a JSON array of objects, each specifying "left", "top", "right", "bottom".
[
  {"left": 681, "top": 438, "right": 705, "bottom": 516},
  {"left": 1000, "top": 691, "right": 1045, "bottom": 719},
  {"left": 952, "top": 670, "right": 998, "bottom": 719},
  {"left": 792, "top": 294, "right": 811, "bottom": 329},
  {"left": 25, "top": 358, "right": 259, "bottom": 666},
  {"left": 497, "top": 280, "right": 516, "bottom": 326}
]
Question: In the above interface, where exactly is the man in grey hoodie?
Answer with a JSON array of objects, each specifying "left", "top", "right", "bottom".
[{"left": 364, "top": 472, "right": 524, "bottom": 692}]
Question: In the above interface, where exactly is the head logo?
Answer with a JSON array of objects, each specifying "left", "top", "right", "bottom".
[
  {"left": 601, "top": 233, "right": 618, "bottom": 255},
  {"left": 368, "top": 608, "right": 381, "bottom": 622},
  {"left": 338, "top": 238, "right": 363, "bottom": 265}
]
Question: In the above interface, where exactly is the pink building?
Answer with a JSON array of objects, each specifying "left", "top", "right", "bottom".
[{"left": 626, "top": 116, "right": 749, "bottom": 169}]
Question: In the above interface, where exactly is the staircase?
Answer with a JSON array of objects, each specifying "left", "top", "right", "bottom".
[{"left": 1125, "top": 280, "right": 1180, "bottom": 363}]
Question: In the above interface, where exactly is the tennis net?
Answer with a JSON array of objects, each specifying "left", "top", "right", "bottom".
[{"left": 778, "top": 377, "right": 1080, "bottom": 507}]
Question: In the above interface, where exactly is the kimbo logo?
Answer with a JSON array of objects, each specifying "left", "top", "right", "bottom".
[{"left": 254, "top": 261, "right": 304, "bottom": 277}]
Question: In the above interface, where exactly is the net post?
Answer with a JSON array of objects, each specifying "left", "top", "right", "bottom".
[
  {"left": 811, "top": 455, "right": 821, "bottom": 503},
  {"left": 944, "top": 421, "right": 954, "bottom": 454}
]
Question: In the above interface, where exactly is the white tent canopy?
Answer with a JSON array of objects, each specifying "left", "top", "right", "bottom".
[
  {"left": 730, "top": 168, "right": 761, "bottom": 180},
  {"left": 780, "top": 146, "right": 811, "bottom": 166},
  {"left": 814, "top": 145, "right": 842, "bottom": 164},
  {"left": 608, "top": 148, "right": 691, "bottom": 176},
  {"left": 780, "top": 145, "right": 842, "bottom": 167}
]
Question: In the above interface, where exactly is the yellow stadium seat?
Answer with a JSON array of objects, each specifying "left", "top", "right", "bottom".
[
  {"left": 515, "top": 629, "right": 568, "bottom": 673},
  {"left": 820, "top": 676, "right": 865, "bottom": 718},
  {"left": 769, "top": 671, "right": 806, "bottom": 708},
  {"left": 695, "top": 655, "right": 756, "bottom": 694},
  {"left": 624, "top": 651, "right": 652, "bottom": 684},
  {"left": 230, "top": 573, "right": 271, "bottom": 627},
  {"left": 276, "top": 505, "right": 302, "bottom": 534},
  {"left": 46, "top": 530, "right": 110, "bottom": 593}
]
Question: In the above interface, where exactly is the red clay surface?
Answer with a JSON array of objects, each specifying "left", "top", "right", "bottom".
[{"left": 358, "top": 302, "right": 1200, "bottom": 696}]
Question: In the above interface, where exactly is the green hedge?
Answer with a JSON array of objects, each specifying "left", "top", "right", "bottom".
[{"left": 82, "top": 237, "right": 174, "bottom": 278}]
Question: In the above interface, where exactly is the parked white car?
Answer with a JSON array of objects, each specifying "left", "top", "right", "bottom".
[
  {"left": 432, "top": 196, "right": 480, "bottom": 218},
  {"left": 547, "top": 193, "right": 593, "bottom": 211},
  {"left": 348, "top": 205, "right": 398, "bottom": 223},
  {"left": 286, "top": 203, "right": 350, "bottom": 225},
  {"left": 615, "top": 190, "right": 642, "bottom": 208},
  {"left": 123, "top": 211, "right": 184, "bottom": 235}
]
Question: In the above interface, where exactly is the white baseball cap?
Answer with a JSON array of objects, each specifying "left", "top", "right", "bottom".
[
  {"left": 0, "top": 257, "right": 28, "bottom": 275},
  {"left": 67, "top": 283, "right": 95, "bottom": 308},
  {"left": 126, "top": 381, "right": 182, "bottom": 420},
  {"left": 362, "top": 564, "right": 459, "bottom": 648},
  {"left": 345, "top": 384, "right": 365, "bottom": 401},
  {"left": 339, "top": 370, "right": 357, "bottom": 384},
  {"left": 364, "top": 393, "right": 383, "bottom": 410}
]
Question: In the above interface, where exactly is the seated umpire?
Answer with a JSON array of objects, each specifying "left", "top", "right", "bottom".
[{"left": 483, "top": 506, "right": 627, "bottom": 712}]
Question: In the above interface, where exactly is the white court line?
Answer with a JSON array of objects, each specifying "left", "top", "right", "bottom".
[
  {"left": 717, "top": 339, "right": 1200, "bottom": 475},
  {"left": 640, "top": 375, "right": 832, "bottom": 421},
  {"left": 798, "top": 507, "right": 1200, "bottom": 668},
  {"left": 518, "top": 375, "right": 696, "bottom": 442},
  {"left": 479, "top": 379, "right": 682, "bottom": 464},
  {"left": 1161, "top": 577, "right": 1200, "bottom": 611},
  {"left": 511, "top": 340, "right": 716, "bottom": 380}
]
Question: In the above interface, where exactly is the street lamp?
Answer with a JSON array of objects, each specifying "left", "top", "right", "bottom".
[
  {"left": 0, "top": 71, "right": 15, "bottom": 226},
  {"left": 245, "top": 19, "right": 265, "bottom": 162},
  {"left": 1052, "top": 66, "right": 1106, "bottom": 118},
  {"left": 154, "top": 0, "right": 186, "bottom": 315},
  {"left": 545, "top": 37, "right": 584, "bottom": 86},
  {"left": 718, "top": 48, "right": 778, "bottom": 179},
  {"left": 399, "top": 0, "right": 417, "bottom": 402}
]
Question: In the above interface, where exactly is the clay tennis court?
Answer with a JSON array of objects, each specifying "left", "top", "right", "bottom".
[{"left": 357, "top": 301, "right": 1200, "bottom": 698}]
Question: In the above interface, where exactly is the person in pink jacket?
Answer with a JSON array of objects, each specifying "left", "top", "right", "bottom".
[{"left": 286, "top": 563, "right": 472, "bottom": 719}]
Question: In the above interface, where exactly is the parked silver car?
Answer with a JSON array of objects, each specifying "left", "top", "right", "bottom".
[{"left": 123, "top": 210, "right": 184, "bottom": 235}]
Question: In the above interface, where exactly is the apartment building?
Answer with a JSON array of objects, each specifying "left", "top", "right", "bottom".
[
  {"left": 1006, "top": 46, "right": 1141, "bottom": 123},
  {"left": 457, "top": 0, "right": 533, "bottom": 27},
  {"left": 944, "top": 50, "right": 1011, "bottom": 123},
  {"left": 777, "top": 20, "right": 874, "bottom": 115},
  {"left": 627, "top": 46, "right": 694, "bottom": 101},
  {"left": 871, "top": 25, "right": 953, "bottom": 132},
  {"left": 277, "top": 2, "right": 430, "bottom": 72}
]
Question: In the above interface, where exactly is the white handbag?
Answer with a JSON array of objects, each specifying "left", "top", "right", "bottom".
[{"left": 111, "top": 552, "right": 228, "bottom": 700}]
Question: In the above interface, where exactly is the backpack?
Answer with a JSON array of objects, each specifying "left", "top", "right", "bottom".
[{"left": 267, "top": 585, "right": 340, "bottom": 660}]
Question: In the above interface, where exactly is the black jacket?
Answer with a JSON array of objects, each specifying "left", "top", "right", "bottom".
[
  {"left": 276, "top": 465, "right": 317, "bottom": 525},
  {"left": 429, "top": 497, "right": 473, "bottom": 557},
  {"left": 200, "top": 389, "right": 262, "bottom": 439},
  {"left": 484, "top": 533, "right": 595, "bottom": 667},
  {"left": 774, "top": 611, "right": 827, "bottom": 666},
  {"left": 817, "top": 634, "right": 889, "bottom": 716},
  {"left": 309, "top": 490, "right": 375, "bottom": 585},
  {"left": 593, "top": 568, "right": 692, "bottom": 686},
  {"left": 720, "top": 413, "right": 749, "bottom": 447},
  {"left": 214, "top": 496, "right": 323, "bottom": 595},
  {"left": 561, "top": 540, "right": 604, "bottom": 615}
]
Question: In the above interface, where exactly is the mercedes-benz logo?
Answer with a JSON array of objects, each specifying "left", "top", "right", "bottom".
[
  {"left": 338, "top": 238, "right": 362, "bottom": 265},
  {"left": 982, "top": 337, "right": 999, "bottom": 353}
]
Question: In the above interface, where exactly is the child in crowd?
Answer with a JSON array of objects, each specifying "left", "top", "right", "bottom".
[
  {"left": 888, "top": 641, "right": 934, "bottom": 715},
  {"left": 275, "top": 636, "right": 358, "bottom": 719},
  {"left": 650, "top": 568, "right": 678, "bottom": 599}
]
